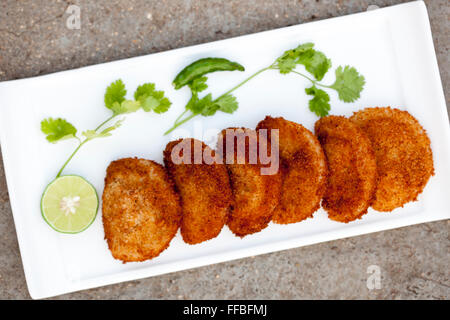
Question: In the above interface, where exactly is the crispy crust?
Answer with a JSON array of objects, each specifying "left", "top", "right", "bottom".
[
  {"left": 315, "top": 116, "right": 378, "bottom": 223},
  {"left": 102, "top": 158, "right": 181, "bottom": 262},
  {"left": 256, "top": 116, "right": 327, "bottom": 224},
  {"left": 350, "top": 107, "right": 434, "bottom": 211},
  {"left": 163, "top": 138, "right": 232, "bottom": 244},
  {"left": 217, "top": 128, "right": 282, "bottom": 237}
]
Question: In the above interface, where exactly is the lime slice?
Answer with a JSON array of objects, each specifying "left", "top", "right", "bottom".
[{"left": 41, "top": 175, "right": 99, "bottom": 234}]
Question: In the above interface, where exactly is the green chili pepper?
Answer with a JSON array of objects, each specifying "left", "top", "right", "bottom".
[{"left": 173, "top": 58, "right": 245, "bottom": 89}]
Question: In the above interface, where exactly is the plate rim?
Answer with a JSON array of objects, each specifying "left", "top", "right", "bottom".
[{"left": 0, "top": 0, "right": 449, "bottom": 299}]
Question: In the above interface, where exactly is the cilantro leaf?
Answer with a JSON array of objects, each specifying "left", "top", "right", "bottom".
[
  {"left": 201, "top": 105, "right": 219, "bottom": 117},
  {"left": 105, "top": 79, "right": 126, "bottom": 110},
  {"left": 276, "top": 43, "right": 331, "bottom": 80},
  {"left": 277, "top": 56, "right": 297, "bottom": 74},
  {"left": 153, "top": 95, "right": 172, "bottom": 114},
  {"left": 188, "top": 76, "right": 208, "bottom": 93},
  {"left": 110, "top": 100, "right": 141, "bottom": 115},
  {"left": 185, "top": 92, "right": 199, "bottom": 113},
  {"left": 305, "top": 86, "right": 330, "bottom": 117},
  {"left": 214, "top": 94, "right": 238, "bottom": 114},
  {"left": 194, "top": 94, "right": 216, "bottom": 116},
  {"left": 186, "top": 93, "right": 238, "bottom": 117},
  {"left": 82, "top": 119, "right": 123, "bottom": 140},
  {"left": 134, "top": 83, "right": 155, "bottom": 101},
  {"left": 330, "top": 66, "right": 365, "bottom": 102},
  {"left": 297, "top": 50, "right": 331, "bottom": 81},
  {"left": 293, "top": 43, "right": 315, "bottom": 51},
  {"left": 276, "top": 44, "right": 331, "bottom": 80},
  {"left": 277, "top": 43, "right": 314, "bottom": 74},
  {"left": 134, "top": 83, "right": 172, "bottom": 113},
  {"left": 41, "top": 118, "right": 77, "bottom": 143}
]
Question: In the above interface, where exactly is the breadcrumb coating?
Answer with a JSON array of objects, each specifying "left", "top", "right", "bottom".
[
  {"left": 102, "top": 158, "right": 181, "bottom": 262},
  {"left": 102, "top": 107, "right": 435, "bottom": 260},
  {"left": 315, "top": 116, "right": 377, "bottom": 222},
  {"left": 217, "top": 128, "right": 282, "bottom": 237},
  {"left": 350, "top": 107, "right": 434, "bottom": 211},
  {"left": 256, "top": 116, "right": 327, "bottom": 224},
  {"left": 164, "top": 138, "right": 232, "bottom": 244}
]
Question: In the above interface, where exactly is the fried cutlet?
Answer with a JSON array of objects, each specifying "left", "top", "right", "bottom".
[
  {"left": 315, "top": 116, "right": 378, "bottom": 222},
  {"left": 217, "top": 128, "right": 282, "bottom": 237},
  {"left": 350, "top": 107, "right": 434, "bottom": 211},
  {"left": 102, "top": 158, "right": 181, "bottom": 262},
  {"left": 164, "top": 138, "right": 232, "bottom": 244},
  {"left": 256, "top": 116, "right": 327, "bottom": 224}
]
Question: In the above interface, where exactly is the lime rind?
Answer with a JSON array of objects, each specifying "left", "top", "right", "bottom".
[{"left": 40, "top": 175, "right": 99, "bottom": 234}]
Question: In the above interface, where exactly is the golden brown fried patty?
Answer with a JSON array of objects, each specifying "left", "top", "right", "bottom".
[
  {"left": 315, "top": 116, "right": 377, "bottom": 222},
  {"left": 350, "top": 107, "right": 434, "bottom": 211},
  {"left": 256, "top": 116, "right": 327, "bottom": 224},
  {"left": 164, "top": 138, "right": 232, "bottom": 244},
  {"left": 102, "top": 158, "right": 181, "bottom": 262},
  {"left": 217, "top": 128, "right": 282, "bottom": 237}
]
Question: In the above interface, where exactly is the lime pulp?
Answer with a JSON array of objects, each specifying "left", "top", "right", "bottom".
[{"left": 40, "top": 175, "right": 99, "bottom": 234}]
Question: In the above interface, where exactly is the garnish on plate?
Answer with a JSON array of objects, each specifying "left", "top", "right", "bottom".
[
  {"left": 40, "top": 80, "right": 171, "bottom": 233},
  {"left": 165, "top": 58, "right": 245, "bottom": 135},
  {"left": 165, "top": 42, "right": 365, "bottom": 134}
]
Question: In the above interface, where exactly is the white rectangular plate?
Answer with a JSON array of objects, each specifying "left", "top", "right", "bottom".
[{"left": 0, "top": 1, "right": 449, "bottom": 299}]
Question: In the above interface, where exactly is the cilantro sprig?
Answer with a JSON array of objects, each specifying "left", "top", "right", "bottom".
[
  {"left": 41, "top": 79, "right": 171, "bottom": 177},
  {"left": 165, "top": 42, "right": 365, "bottom": 134}
]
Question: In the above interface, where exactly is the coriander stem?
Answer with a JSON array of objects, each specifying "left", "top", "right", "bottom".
[
  {"left": 289, "top": 70, "right": 317, "bottom": 85},
  {"left": 174, "top": 109, "right": 188, "bottom": 125},
  {"left": 56, "top": 140, "right": 85, "bottom": 178},
  {"left": 95, "top": 114, "right": 116, "bottom": 131},
  {"left": 164, "top": 113, "right": 197, "bottom": 135},
  {"left": 214, "top": 66, "right": 273, "bottom": 102},
  {"left": 316, "top": 83, "right": 333, "bottom": 89},
  {"left": 289, "top": 70, "right": 334, "bottom": 89},
  {"left": 55, "top": 114, "right": 115, "bottom": 178}
]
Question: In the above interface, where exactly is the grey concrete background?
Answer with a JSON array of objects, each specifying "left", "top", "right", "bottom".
[{"left": 0, "top": 0, "right": 448, "bottom": 300}]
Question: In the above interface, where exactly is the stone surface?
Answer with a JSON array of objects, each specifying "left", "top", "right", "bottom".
[{"left": 0, "top": 0, "right": 448, "bottom": 299}]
